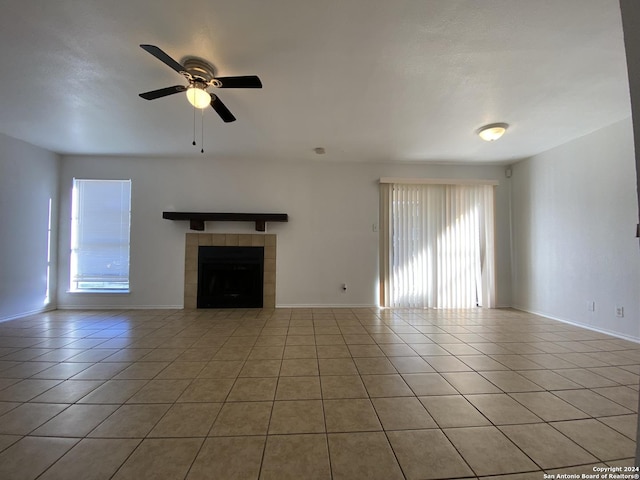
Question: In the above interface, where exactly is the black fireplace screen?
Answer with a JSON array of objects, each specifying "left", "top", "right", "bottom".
[{"left": 197, "top": 246, "right": 264, "bottom": 308}]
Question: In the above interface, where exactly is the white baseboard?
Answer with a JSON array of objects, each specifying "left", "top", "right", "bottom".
[
  {"left": 512, "top": 304, "right": 640, "bottom": 344},
  {"left": 276, "top": 304, "right": 378, "bottom": 309},
  {"left": 0, "top": 305, "right": 57, "bottom": 324}
]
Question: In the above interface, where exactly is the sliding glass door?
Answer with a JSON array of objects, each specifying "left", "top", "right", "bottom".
[{"left": 380, "top": 181, "right": 496, "bottom": 308}]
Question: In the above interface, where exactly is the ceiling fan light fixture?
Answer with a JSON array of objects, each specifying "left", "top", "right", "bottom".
[
  {"left": 186, "top": 86, "right": 211, "bottom": 109},
  {"left": 477, "top": 123, "right": 509, "bottom": 142}
]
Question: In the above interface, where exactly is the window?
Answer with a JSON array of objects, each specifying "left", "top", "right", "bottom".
[
  {"left": 70, "top": 179, "right": 131, "bottom": 292},
  {"left": 44, "top": 197, "right": 52, "bottom": 304}
]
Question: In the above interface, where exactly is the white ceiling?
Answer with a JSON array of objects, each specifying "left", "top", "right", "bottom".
[{"left": 0, "top": 0, "right": 631, "bottom": 164}]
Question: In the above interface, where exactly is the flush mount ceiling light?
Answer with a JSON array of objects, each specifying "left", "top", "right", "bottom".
[{"left": 477, "top": 123, "right": 509, "bottom": 142}]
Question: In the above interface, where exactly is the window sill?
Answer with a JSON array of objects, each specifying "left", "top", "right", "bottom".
[{"left": 66, "top": 290, "right": 130, "bottom": 294}]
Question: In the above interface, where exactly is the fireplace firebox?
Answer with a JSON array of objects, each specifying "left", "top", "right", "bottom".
[{"left": 197, "top": 246, "right": 264, "bottom": 308}]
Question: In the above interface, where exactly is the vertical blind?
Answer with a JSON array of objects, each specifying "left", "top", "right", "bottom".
[
  {"left": 70, "top": 179, "right": 131, "bottom": 291},
  {"left": 380, "top": 182, "right": 496, "bottom": 308}
]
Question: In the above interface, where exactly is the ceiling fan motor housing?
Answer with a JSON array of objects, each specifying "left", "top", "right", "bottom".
[{"left": 181, "top": 58, "right": 221, "bottom": 87}]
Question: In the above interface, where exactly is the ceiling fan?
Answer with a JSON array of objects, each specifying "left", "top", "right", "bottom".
[{"left": 138, "top": 44, "right": 262, "bottom": 123}]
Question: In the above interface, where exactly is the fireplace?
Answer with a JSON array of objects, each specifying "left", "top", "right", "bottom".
[
  {"left": 197, "top": 246, "right": 264, "bottom": 308},
  {"left": 184, "top": 233, "right": 276, "bottom": 309}
]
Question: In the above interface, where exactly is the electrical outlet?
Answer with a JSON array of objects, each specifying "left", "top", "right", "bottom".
[
  {"left": 615, "top": 306, "right": 624, "bottom": 318},
  {"left": 587, "top": 301, "right": 595, "bottom": 312}
]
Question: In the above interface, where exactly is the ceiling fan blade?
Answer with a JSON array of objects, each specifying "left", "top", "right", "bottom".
[
  {"left": 140, "top": 44, "right": 186, "bottom": 74},
  {"left": 211, "top": 94, "right": 236, "bottom": 122},
  {"left": 139, "top": 85, "right": 187, "bottom": 100},
  {"left": 215, "top": 75, "right": 262, "bottom": 88}
]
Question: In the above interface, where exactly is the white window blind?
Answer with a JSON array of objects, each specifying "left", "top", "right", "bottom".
[
  {"left": 380, "top": 182, "right": 496, "bottom": 309},
  {"left": 70, "top": 179, "right": 131, "bottom": 291}
]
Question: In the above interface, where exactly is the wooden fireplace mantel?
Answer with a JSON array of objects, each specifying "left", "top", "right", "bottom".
[{"left": 162, "top": 212, "right": 288, "bottom": 232}]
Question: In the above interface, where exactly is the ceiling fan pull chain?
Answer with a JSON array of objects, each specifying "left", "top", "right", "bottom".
[
  {"left": 201, "top": 109, "right": 204, "bottom": 154},
  {"left": 192, "top": 103, "right": 196, "bottom": 146}
]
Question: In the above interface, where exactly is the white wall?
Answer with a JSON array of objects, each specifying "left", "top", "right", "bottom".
[
  {"left": 57, "top": 155, "right": 512, "bottom": 309},
  {"left": 0, "top": 133, "right": 60, "bottom": 321},
  {"left": 511, "top": 118, "right": 640, "bottom": 340}
]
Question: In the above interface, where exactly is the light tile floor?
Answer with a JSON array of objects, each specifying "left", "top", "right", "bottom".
[{"left": 0, "top": 308, "right": 637, "bottom": 479}]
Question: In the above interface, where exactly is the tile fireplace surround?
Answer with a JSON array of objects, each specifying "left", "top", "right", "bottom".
[{"left": 184, "top": 233, "right": 277, "bottom": 309}]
